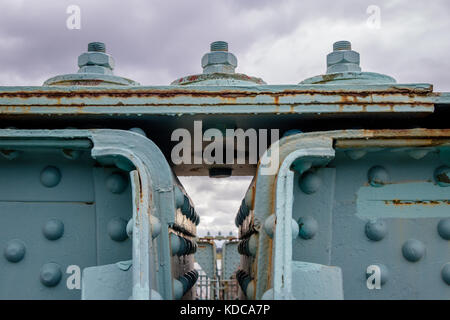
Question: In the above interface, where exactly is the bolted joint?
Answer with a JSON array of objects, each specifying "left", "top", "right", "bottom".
[
  {"left": 201, "top": 41, "right": 237, "bottom": 74},
  {"left": 210, "top": 41, "right": 228, "bottom": 52},
  {"left": 88, "top": 42, "right": 106, "bottom": 52},
  {"left": 326, "top": 40, "right": 361, "bottom": 74},
  {"left": 78, "top": 42, "right": 115, "bottom": 75}
]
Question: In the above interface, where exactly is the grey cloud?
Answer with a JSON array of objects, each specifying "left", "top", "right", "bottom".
[{"left": 0, "top": 0, "right": 447, "bottom": 88}]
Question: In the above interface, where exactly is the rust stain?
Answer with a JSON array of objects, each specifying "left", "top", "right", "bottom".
[
  {"left": 436, "top": 172, "right": 450, "bottom": 184},
  {"left": 0, "top": 86, "right": 434, "bottom": 102},
  {"left": 385, "top": 199, "right": 450, "bottom": 206},
  {"left": 274, "top": 96, "right": 279, "bottom": 105}
]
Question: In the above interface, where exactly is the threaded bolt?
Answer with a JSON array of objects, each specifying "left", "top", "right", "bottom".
[
  {"left": 88, "top": 42, "right": 106, "bottom": 53},
  {"left": 333, "top": 40, "right": 351, "bottom": 51},
  {"left": 210, "top": 41, "right": 228, "bottom": 52}
]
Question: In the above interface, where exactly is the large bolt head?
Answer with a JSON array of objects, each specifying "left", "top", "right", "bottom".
[
  {"left": 327, "top": 50, "right": 360, "bottom": 66},
  {"left": 326, "top": 50, "right": 361, "bottom": 73},
  {"left": 201, "top": 51, "right": 237, "bottom": 69},
  {"left": 78, "top": 52, "right": 115, "bottom": 69}
]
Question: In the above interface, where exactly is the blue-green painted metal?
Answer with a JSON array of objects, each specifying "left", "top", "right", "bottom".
[
  {"left": 194, "top": 240, "right": 216, "bottom": 279},
  {"left": 222, "top": 240, "right": 240, "bottom": 280},
  {"left": 0, "top": 129, "right": 198, "bottom": 300},
  {"left": 236, "top": 129, "right": 450, "bottom": 299}
]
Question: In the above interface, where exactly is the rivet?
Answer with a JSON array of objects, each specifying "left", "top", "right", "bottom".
[
  {"left": 298, "top": 216, "right": 318, "bottom": 240},
  {"left": 282, "top": 129, "right": 302, "bottom": 138},
  {"left": 407, "top": 149, "right": 429, "bottom": 160},
  {"left": 174, "top": 186, "right": 185, "bottom": 209},
  {"left": 151, "top": 289, "right": 163, "bottom": 300},
  {"left": 178, "top": 237, "right": 187, "bottom": 256},
  {"left": 402, "top": 239, "right": 425, "bottom": 262},
  {"left": 366, "top": 263, "right": 389, "bottom": 286},
  {"left": 194, "top": 214, "right": 200, "bottom": 226},
  {"left": 248, "top": 234, "right": 258, "bottom": 257},
  {"left": 244, "top": 186, "right": 254, "bottom": 210},
  {"left": 299, "top": 171, "right": 321, "bottom": 194},
  {"left": 261, "top": 288, "right": 274, "bottom": 300},
  {"left": 40, "top": 166, "right": 61, "bottom": 188},
  {"left": 434, "top": 166, "right": 450, "bottom": 187},
  {"left": 40, "top": 263, "right": 62, "bottom": 287},
  {"left": 263, "top": 214, "right": 276, "bottom": 238},
  {"left": 42, "top": 219, "right": 64, "bottom": 240},
  {"left": 62, "top": 149, "right": 81, "bottom": 160},
  {"left": 114, "top": 157, "right": 135, "bottom": 172},
  {"left": 368, "top": 165, "right": 389, "bottom": 187},
  {"left": 181, "top": 195, "right": 191, "bottom": 217},
  {"left": 150, "top": 215, "right": 161, "bottom": 239},
  {"left": 107, "top": 217, "right": 128, "bottom": 242},
  {"left": 170, "top": 233, "right": 181, "bottom": 256},
  {"left": 126, "top": 218, "right": 133, "bottom": 237},
  {"left": 173, "top": 279, "right": 184, "bottom": 300},
  {"left": 437, "top": 218, "right": 450, "bottom": 240},
  {"left": 129, "top": 127, "right": 147, "bottom": 137},
  {"left": 345, "top": 149, "right": 366, "bottom": 160},
  {"left": 246, "top": 280, "right": 255, "bottom": 298},
  {"left": 291, "top": 218, "right": 299, "bottom": 240},
  {"left": 365, "top": 219, "right": 387, "bottom": 241},
  {"left": 0, "top": 150, "right": 21, "bottom": 160},
  {"left": 106, "top": 172, "right": 128, "bottom": 194},
  {"left": 441, "top": 263, "right": 450, "bottom": 285},
  {"left": 3, "top": 239, "right": 26, "bottom": 263},
  {"left": 292, "top": 160, "right": 312, "bottom": 175}
]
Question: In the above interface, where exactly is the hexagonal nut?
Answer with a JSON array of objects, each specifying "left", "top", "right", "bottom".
[
  {"left": 78, "top": 65, "right": 114, "bottom": 75},
  {"left": 327, "top": 63, "right": 361, "bottom": 73},
  {"left": 327, "top": 50, "right": 359, "bottom": 67},
  {"left": 201, "top": 51, "right": 237, "bottom": 68},
  {"left": 78, "top": 52, "right": 115, "bottom": 69}
]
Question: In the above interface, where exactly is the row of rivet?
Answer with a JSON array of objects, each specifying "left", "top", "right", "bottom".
[
  {"left": 3, "top": 217, "right": 131, "bottom": 265},
  {"left": 0, "top": 149, "right": 83, "bottom": 161},
  {"left": 293, "top": 215, "right": 450, "bottom": 285},
  {"left": 170, "top": 233, "right": 197, "bottom": 256},
  {"left": 295, "top": 216, "right": 450, "bottom": 252},
  {"left": 0, "top": 127, "right": 146, "bottom": 161},
  {"left": 236, "top": 269, "right": 255, "bottom": 298},
  {"left": 1, "top": 255, "right": 63, "bottom": 287},
  {"left": 125, "top": 216, "right": 162, "bottom": 240},
  {"left": 237, "top": 233, "right": 258, "bottom": 257},
  {"left": 175, "top": 187, "right": 200, "bottom": 225},
  {"left": 367, "top": 165, "right": 450, "bottom": 188},
  {"left": 173, "top": 270, "right": 199, "bottom": 299},
  {"left": 345, "top": 148, "right": 439, "bottom": 161},
  {"left": 365, "top": 218, "right": 450, "bottom": 259},
  {"left": 4, "top": 218, "right": 66, "bottom": 263},
  {"left": 39, "top": 165, "right": 129, "bottom": 195},
  {"left": 264, "top": 214, "right": 449, "bottom": 245},
  {"left": 298, "top": 165, "right": 450, "bottom": 194},
  {"left": 366, "top": 262, "right": 450, "bottom": 286}
]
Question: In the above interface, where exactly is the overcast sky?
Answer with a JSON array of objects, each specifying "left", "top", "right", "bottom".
[{"left": 0, "top": 0, "right": 448, "bottom": 236}]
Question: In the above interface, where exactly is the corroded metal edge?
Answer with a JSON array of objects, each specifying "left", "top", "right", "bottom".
[
  {"left": 0, "top": 129, "right": 179, "bottom": 300},
  {"left": 248, "top": 128, "right": 450, "bottom": 299}
]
